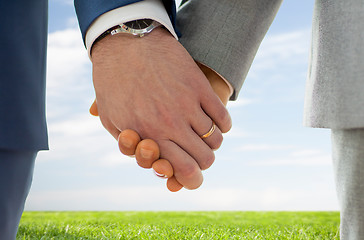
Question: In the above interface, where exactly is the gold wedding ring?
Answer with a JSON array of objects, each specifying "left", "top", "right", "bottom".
[{"left": 200, "top": 122, "right": 216, "bottom": 139}]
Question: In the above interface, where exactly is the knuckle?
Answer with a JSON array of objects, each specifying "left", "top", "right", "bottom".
[
  {"left": 136, "top": 159, "right": 152, "bottom": 169},
  {"left": 210, "top": 133, "right": 223, "bottom": 151},
  {"left": 179, "top": 164, "right": 201, "bottom": 181},
  {"left": 186, "top": 182, "right": 202, "bottom": 190},
  {"left": 184, "top": 176, "right": 203, "bottom": 190},
  {"left": 137, "top": 120, "right": 166, "bottom": 139},
  {"left": 99, "top": 116, "right": 113, "bottom": 132},
  {"left": 199, "top": 151, "right": 215, "bottom": 170},
  {"left": 217, "top": 108, "right": 232, "bottom": 133},
  {"left": 153, "top": 109, "right": 182, "bottom": 133}
]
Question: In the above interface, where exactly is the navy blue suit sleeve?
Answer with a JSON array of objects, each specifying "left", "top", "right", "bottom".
[
  {"left": 161, "top": 0, "right": 177, "bottom": 29},
  {"left": 74, "top": 0, "right": 177, "bottom": 43}
]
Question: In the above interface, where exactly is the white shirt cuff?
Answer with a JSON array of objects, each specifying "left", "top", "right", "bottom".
[{"left": 85, "top": 0, "right": 178, "bottom": 58}]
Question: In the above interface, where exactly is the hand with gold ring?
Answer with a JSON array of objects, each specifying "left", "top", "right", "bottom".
[{"left": 89, "top": 62, "right": 231, "bottom": 192}]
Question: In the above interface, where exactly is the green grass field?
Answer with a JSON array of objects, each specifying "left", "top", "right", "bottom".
[{"left": 17, "top": 211, "right": 340, "bottom": 239}]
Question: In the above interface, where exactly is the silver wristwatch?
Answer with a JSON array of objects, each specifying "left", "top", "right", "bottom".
[
  {"left": 95, "top": 19, "right": 161, "bottom": 43},
  {"left": 111, "top": 19, "right": 161, "bottom": 37}
]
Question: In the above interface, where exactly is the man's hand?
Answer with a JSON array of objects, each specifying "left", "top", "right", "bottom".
[
  {"left": 91, "top": 28, "right": 231, "bottom": 189},
  {"left": 90, "top": 61, "right": 231, "bottom": 192}
]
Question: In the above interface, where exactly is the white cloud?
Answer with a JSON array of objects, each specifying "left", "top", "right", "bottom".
[
  {"left": 232, "top": 143, "right": 331, "bottom": 166},
  {"left": 66, "top": 17, "right": 79, "bottom": 29},
  {"left": 97, "top": 151, "right": 136, "bottom": 167},
  {"left": 291, "top": 149, "right": 322, "bottom": 157},
  {"left": 248, "top": 151, "right": 332, "bottom": 166},
  {"left": 236, "top": 144, "right": 295, "bottom": 152},
  {"left": 46, "top": 28, "right": 90, "bottom": 98},
  {"left": 223, "top": 126, "right": 250, "bottom": 138},
  {"left": 253, "top": 30, "right": 310, "bottom": 71},
  {"left": 235, "top": 29, "right": 311, "bottom": 106},
  {"left": 25, "top": 185, "right": 338, "bottom": 211},
  {"left": 49, "top": 114, "right": 100, "bottom": 136},
  {"left": 227, "top": 98, "right": 255, "bottom": 108}
]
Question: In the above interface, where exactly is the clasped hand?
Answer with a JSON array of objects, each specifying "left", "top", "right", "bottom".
[{"left": 91, "top": 27, "right": 231, "bottom": 191}]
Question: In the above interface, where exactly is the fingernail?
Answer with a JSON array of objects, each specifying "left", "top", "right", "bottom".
[
  {"left": 121, "top": 137, "right": 133, "bottom": 148},
  {"left": 154, "top": 170, "right": 167, "bottom": 178},
  {"left": 140, "top": 148, "right": 153, "bottom": 159}
]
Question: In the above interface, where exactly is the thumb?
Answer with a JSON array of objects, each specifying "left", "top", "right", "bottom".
[{"left": 89, "top": 99, "right": 99, "bottom": 116}]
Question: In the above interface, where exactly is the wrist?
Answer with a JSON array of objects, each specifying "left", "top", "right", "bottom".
[{"left": 91, "top": 27, "right": 173, "bottom": 62}]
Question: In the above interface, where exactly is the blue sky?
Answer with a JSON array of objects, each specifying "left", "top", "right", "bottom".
[{"left": 25, "top": 0, "right": 339, "bottom": 211}]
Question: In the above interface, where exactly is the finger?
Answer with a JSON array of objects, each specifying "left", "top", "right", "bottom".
[
  {"left": 89, "top": 99, "right": 99, "bottom": 116},
  {"left": 152, "top": 159, "right": 173, "bottom": 178},
  {"left": 135, "top": 139, "right": 160, "bottom": 169},
  {"left": 191, "top": 113, "right": 223, "bottom": 151},
  {"left": 153, "top": 160, "right": 184, "bottom": 192},
  {"left": 158, "top": 139, "right": 203, "bottom": 190},
  {"left": 167, "top": 176, "right": 183, "bottom": 192},
  {"left": 201, "top": 124, "right": 223, "bottom": 151},
  {"left": 200, "top": 89, "right": 232, "bottom": 133},
  {"left": 196, "top": 61, "right": 230, "bottom": 106},
  {"left": 174, "top": 129, "right": 215, "bottom": 170},
  {"left": 118, "top": 129, "right": 141, "bottom": 156}
]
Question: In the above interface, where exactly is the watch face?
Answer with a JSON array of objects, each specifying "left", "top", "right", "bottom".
[{"left": 124, "top": 19, "right": 154, "bottom": 30}]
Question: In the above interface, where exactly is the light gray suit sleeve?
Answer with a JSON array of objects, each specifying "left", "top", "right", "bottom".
[
  {"left": 176, "top": 0, "right": 283, "bottom": 100},
  {"left": 304, "top": 0, "right": 364, "bottom": 129}
]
